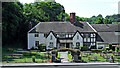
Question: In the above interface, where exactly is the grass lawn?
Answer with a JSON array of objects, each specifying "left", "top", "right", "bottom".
[
  {"left": 81, "top": 53, "right": 120, "bottom": 62},
  {"left": 2, "top": 47, "right": 49, "bottom": 63},
  {"left": 67, "top": 53, "right": 73, "bottom": 62},
  {"left": 57, "top": 52, "right": 61, "bottom": 59}
]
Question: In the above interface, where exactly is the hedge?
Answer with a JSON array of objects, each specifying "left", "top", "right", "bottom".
[{"left": 91, "top": 49, "right": 103, "bottom": 52}]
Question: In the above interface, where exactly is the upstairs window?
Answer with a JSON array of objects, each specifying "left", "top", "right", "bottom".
[
  {"left": 50, "top": 36, "right": 52, "bottom": 40},
  {"left": 77, "top": 35, "right": 79, "bottom": 40},
  {"left": 35, "top": 34, "right": 39, "bottom": 37}
]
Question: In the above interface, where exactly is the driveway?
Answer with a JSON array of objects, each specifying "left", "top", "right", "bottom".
[{"left": 59, "top": 52, "right": 69, "bottom": 63}]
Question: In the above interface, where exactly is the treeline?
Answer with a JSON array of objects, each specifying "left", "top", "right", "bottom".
[
  {"left": 2, "top": 2, "right": 119, "bottom": 48},
  {"left": 2, "top": 2, "right": 66, "bottom": 48}
]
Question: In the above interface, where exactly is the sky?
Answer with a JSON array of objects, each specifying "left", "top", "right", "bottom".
[{"left": 19, "top": 0, "right": 120, "bottom": 18}]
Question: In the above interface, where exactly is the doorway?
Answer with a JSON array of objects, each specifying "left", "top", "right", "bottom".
[{"left": 66, "top": 43, "right": 69, "bottom": 48}]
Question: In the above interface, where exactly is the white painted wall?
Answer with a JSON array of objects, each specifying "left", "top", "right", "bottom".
[
  {"left": 73, "top": 32, "right": 83, "bottom": 48},
  {"left": 28, "top": 33, "right": 46, "bottom": 49},
  {"left": 46, "top": 32, "right": 57, "bottom": 50}
]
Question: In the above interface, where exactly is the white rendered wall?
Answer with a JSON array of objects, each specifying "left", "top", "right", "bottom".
[
  {"left": 28, "top": 33, "right": 46, "bottom": 49},
  {"left": 73, "top": 32, "right": 83, "bottom": 48},
  {"left": 46, "top": 32, "right": 57, "bottom": 50}
]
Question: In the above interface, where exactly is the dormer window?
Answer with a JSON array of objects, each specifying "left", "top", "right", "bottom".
[
  {"left": 77, "top": 35, "right": 79, "bottom": 39},
  {"left": 35, "top": 34, "right": 39, "bottom": 37},
  {"left": 50, "top": 36, "right": 52, "bottom": 40}
]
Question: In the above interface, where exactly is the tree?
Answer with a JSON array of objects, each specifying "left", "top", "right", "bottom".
[
  {"left": 2, "top": 2, "right": 29, "bottom": 48},
  {"left": 95, "top": 17, "right": 103, "bottom": 24},
  {"left": 24, "top": 2, "right": 65, "bottom": 26}
]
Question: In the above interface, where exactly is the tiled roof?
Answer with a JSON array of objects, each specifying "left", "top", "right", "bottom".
[{"left": 30, "top": 22, "right": 95, "bottom": 33}]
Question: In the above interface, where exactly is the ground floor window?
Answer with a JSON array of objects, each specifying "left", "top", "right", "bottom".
[
  {"left": 35, "top": 41, "right": 39, "bottom": 46},
  {"left": 49, "top": 42, "right": 53, "bottom": 48}
]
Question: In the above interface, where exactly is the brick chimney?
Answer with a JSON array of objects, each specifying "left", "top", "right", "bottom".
[{"left": 70, "top": 13, "right": 76, "bottom": 24}]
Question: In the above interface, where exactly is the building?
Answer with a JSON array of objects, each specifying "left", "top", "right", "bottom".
[{"left": 27, "top": 13, "right": 120, "bottom": 50}]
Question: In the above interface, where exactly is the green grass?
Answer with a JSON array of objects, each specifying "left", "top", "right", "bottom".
[
  {"left": 2, "top": 47, "right": 49, "bottom": 63},
  {"left": 57, "top": 53, "right": 61, "bottom": 59},
  {"left": 81, "top": 53, "right": 120, "bottom": 62},
  {"left": 67, "top": 54, "right": 73, "bottom": 62}
]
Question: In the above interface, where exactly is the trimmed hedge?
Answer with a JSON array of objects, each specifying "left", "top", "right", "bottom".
[
  {"left": 81, "top": 46, "right": 89, "bottom": 51},
  {"left": 91, "top": 49, "right": 103, "bottom": 52},
  {"left": 98, "top": 47, "right": 103, "bottom": 49}
]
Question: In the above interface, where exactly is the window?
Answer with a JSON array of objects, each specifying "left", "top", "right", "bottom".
[
  {"left": 50, "top": 36, "right": 52, "bottom": 40},
  {"left": 77, "top": 35, "right": 79, "bottom": 39},
  {"left": 66, "top": 34, "right": 68, "bottom": 38},
  {"left": 88, "top": 38, "right": 90, "bottom": 42},
  {"left": 91, "top": 34, "right": 94, "bottom": 37},
  {"left": 91, "top": 38, "right": 93, "bottom": 42},
  {"left": 44, "top": 33, "right": 47, "bottom": 37},
  {"left": 93, "top": 34, "right": 96, "bottom": 37},
  {"left": 69, "top": 34, "right": 72, "bottom": 38},
  {"left": 76, "top": 42, "right": 80, "bottom": 46},
  {"left": 35, "top": 41, "right": 39, "bottom": 46},
  {"left": 93, "top": 38, "right": 96, "bottom": 42},
  {"left": 91, "top": 43, "right": 95, "bottom": 45},
  {"left": 49, "top": 42, "right": 53, "bottom": 48},
  {"left": 84, "top": 38, "right": 87, "bottom": 42},
  {"left": 35, "top": 34, "right": 39, "bottom": 37}
]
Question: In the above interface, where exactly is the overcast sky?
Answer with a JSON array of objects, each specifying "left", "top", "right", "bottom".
[{"left": 19, "top": 0, "right": 119, "bottom": 18}]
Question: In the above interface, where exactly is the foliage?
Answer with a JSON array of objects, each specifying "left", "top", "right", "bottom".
[
  {"left": 104, "top": 47, "right": 110, "bottom": 51},
  {"left": 98, "top": 47, "right": 103, "bottom": 49},
  {"left": 74, "top": 46, "right": 79, "bottom": 49},
  {"left": 38, "top": 44, "right": 46, "bottom": 51},
  {"left": 90, "top": 45, "right": 95, "bottom": 49},
  {"left": 32, "top": 56, "right": 35, "bottom": 62},
  {"left": 2, "top": 2, "right": 29, "bottom": 48},
  {"left": 24, "top": 2, "right": 65, "bottom": 26},
  {"left": 2, "top": 2, "right": 65, "bottom": 48},
  {"left": 91, "top": 49, "right": 103, "bottom": 52},
  {"left": 81, "top": 46, "right": 89, "bottom": 51}
]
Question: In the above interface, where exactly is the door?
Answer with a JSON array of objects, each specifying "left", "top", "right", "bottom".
[{"left": 66, "top": 43, "right": 69, "bottom": 48}]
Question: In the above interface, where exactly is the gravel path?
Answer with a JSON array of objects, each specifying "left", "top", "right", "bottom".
[{"left": 60, "top": 52, "right": 69, "bottom": 63}]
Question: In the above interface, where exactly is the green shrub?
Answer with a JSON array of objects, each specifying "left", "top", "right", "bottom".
[
  {"left": 90, "top": 45, "right": 95, "bottom": 49},
  {"left": 91, "top": 49, "right": 103, "bottom": 52},
  {"left": 32, "top": 56, "right": 35, "bottom": 62},
  {"left": 81, "top": 46, "right": 89, "bottom": 51},
  {"left": 105, "top": 47, "right": 110, "bottom": 51},
  {"left": 80, "top": 46, "right": 83, "bottom": 50},
  {"left": 74, "top": 46, "right": 79, "bottom": 49},
  {"left": 98, "top": 47, "right": 103, "bottom": 49},
  {"left": 38, "top": 44, "right": 46, "bottom": 51}
]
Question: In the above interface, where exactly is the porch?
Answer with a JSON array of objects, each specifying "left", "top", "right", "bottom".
[{"left": 57, "top": 39, "right": 73, "bottom": 49}]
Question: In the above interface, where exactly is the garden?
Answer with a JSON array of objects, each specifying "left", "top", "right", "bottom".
[
  {"left": 2, "top": 43, "right": 120, "bottom": 63},
  {"left": 2, "top": 44, "right": 52, "bottom": 63}
]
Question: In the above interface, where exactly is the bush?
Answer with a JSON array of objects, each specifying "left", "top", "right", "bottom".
[
  {"left": 38, "top": 44, "right": 46, "bottom": 51},
  {"left": 98, "top": 47, "right": 103, "bottom": 49},
  {"left": 81, "top": 46, "right": 89, "bottom": 51},
  {"left": 91, "top": 49, "right": 103, "bottom": 52},
  {"left": 74, "top": 46, "right": 79, "bottom": 49},
  {"left": 105, "top": 47, "right": 110, "bottom": 51},
  {"left": 32, "top": 56, "right": 35, "bottom": 62},
  {"left": 90, "top": 45, "right": 95, "bottom": 49}
]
